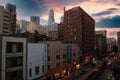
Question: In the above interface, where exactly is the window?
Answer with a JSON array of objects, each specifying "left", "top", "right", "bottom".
[
  {"left": 48, "top": 65, "right": 50, "bottom": 70},
  {"left": 56, "top": 63, "right": 60, "bottom": 67},
  {"left": 63, "top": 54, "right": 66, "bottom": 58},
  {"left": 29, "top": 68, "right": 32, "bottom": 77},
  {"left": 6, "top": 42, "right": 23, "bottom": 53},
  {"left": 42, "top": 65, "right": 44, "bottom": 73},
  {"left": 63, "top": 61, "right": 66, "bottom": 65},
  {"left": 74, "top": 37, "right": 76, "bottom": 40},
  {"left": 56, "top": 55, "right": 60, "bottom": 60},
  {"left": 48, "top": 56, "right": 50, "bottom": 61},
  {"left": 73, "top": 53, "right": 76, "bottom": 56},
  {"left": 35, "top": 67, "right": 39, "bottom": 75}
]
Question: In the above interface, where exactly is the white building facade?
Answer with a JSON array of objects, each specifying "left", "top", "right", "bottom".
[{"left": 27, "top": 43, "right": 47, "bottom": 80}]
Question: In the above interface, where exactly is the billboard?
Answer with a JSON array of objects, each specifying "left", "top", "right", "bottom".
[{"left": 67, "top": 44, "right": 72, "bottom": 63}]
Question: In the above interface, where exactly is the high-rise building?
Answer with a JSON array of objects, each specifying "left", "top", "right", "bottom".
[
  {"left": 60, "top": 7, "right": 95, "bottom": 56},
  {"left": 95, "top": 34, "right": 107, "bottom": 56},
  {"left": 48, "top": 9, "right": 55, "bottom": 25},
  {"left": 117, "top": 32, "right": 120, "bottom": 52},
  {"left": 47, "top": 9, "right": 58, "bottom": 31},
  {"left": 95, "top": 30, "right": 107, "bottom": 57},
  {"left": 17, "top": 20, "right": 29, "bottom": 32},
  {"left": 30, "top": 16, "right": 40, "bottom": 25},
  {"left": 0, "top": 35, "right": 27, "bottom": 80},
  {"left": 107, "top": 38, "right": 116, "bottom": 52},
  {"left": 0, "top": 3, "right": 16, "bottom": 35},
  {"left": 60, "top": 16, "right": 64, "bottom": 23},
  {"left": 95, "top": 30, "right": 107, "bottom": 38},
  {"left": 117, "top": 32, "right": 120, "bottom": 45}
]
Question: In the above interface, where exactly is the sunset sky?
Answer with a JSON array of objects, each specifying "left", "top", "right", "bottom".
[{"left": 0, "top": 0, "right": 120, "bottom": 39}]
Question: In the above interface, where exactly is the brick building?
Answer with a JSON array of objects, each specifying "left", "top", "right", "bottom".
[{"left": 59, "top": 7, "right": 95, "bottom": 56}]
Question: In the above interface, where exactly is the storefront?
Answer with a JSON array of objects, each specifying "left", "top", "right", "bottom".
[{"left": 45, "top": 63, "right": 73, "bottom": 80}]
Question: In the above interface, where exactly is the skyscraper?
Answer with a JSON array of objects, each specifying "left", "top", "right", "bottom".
[
  {"left": 30, "top": 16, "right": 40, "bottom": 25},
  {"left": 48, "top": 9, "right": 55, "bottom": 25},
  {"left": 0, "top": 3, "right": 16, "bottom": 35},
  {"left": 47, "top": 9, "right": 58, "bottom": 31},
  {"left": 59, "top": 7, "right": 95, "bottom": 56},
  {"left": 17, "top": 20, "right": 29, "bottom": 32},
  {"left": 60, "top": 16, "right": 64, "bottom": 23}
]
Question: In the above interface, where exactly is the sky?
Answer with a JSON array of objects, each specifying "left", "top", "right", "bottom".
[{"left": 0, "top": 0, "right": 120, "bottom": 39}]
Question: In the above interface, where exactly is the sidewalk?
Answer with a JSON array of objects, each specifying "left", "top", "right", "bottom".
[{"left": 58, "top": 65, "right": 95, "bottom": 80}]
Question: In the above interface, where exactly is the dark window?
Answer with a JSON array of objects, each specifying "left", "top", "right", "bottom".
[
  {"left": 42, "top": 65, "right": 44, "bottom": 73},
  {"left": 56, "top": 63, "right": 60, "bottom": 67},
  {"left": 6, "top": 42, "right": 23, "bottom": 53},
  {"left": 35, "top": 67, "right": 39, "bottom": 75},
  {"left": 29, "top": 68, "right": 32, "bottom": 77},
  {"left": 48, "top": 56, "right": 50, "bottom": 61},
  {"left": 48, "top": 65, "right": 50, "bottom": 70},
  {"left": 56, "top": 55, "right": 60, "bottom": 60},
  {"left": 63, "top": 54, "right": 66, "bottom": 58},
  {"left": 17, "top": 43, "right": 23, "bottom": 52},
  {"left": 63, "top": 61, "right": 66, "bottom": 64},
  {"left": 73, "top": 53, "right": 76, "bottom": 56}
]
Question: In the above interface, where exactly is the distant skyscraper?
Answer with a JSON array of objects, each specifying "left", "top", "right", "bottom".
[
  {"left": 0, "top": 3, "right": 16, "bottom": 35},
  {"left": 48, "top": 9, "right": 55, "bottom": 25},
  {"left": 17, "top": 20, "right": 29, "bottom": 32},
  {"left": 47, "top": 9, "right": 58, "bottom": 31},
  {"left": 95, "top": 30, "right": 107, "bottom": 38},
  {"left": 30, "top": 16, "right": 40, "bottom": 24},
  {"left": 60, "top": 16, "right": 64, "bottom": 23}
]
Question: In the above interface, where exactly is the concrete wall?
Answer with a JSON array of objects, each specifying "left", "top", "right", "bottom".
[
  {"left": 27, "top": 43, "right": 47, "bottom": 80},
  {"left": 1, "top": 36, "right": 27, "bottom": 80},
  {"left": 0, "top": 35, "right": 2, "bottom": 80},
  {"left": 0, "top": 6, "right": 4, "bottom": 34}
]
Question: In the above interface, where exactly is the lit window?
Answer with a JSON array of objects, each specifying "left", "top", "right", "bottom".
[{"left": 74, "top": 37, "right": 76, "bottom": 40}]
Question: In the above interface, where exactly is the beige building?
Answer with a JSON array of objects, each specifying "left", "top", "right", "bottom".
[
  {"left": 48, "top": 31, "right": 58, "bottom": 40},
  {"left": 45, "top": 41, "right": 80, "bottom": 80},
  {"left": 0, "top": 3, "right": 16, "bottom": 35},
  {"left": 27, "top": 22, "right": 48, "bottom": 35}
]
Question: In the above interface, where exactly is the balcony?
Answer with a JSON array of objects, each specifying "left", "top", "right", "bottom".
[
  {"left": 7, "top": 66, "right": 22, "bottom": 72},
  {"left": 6, "top": 52, "right": 22, "bottom": 57}
]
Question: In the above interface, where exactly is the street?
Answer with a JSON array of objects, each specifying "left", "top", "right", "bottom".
[{"left": 58, "top": 53, "right": 120, "bottom": 80}]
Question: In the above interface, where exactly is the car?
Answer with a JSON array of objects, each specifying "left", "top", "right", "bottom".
[
  {"left": 106, "top": 61, "right": 112, "bottom": 69},
  {"left": 93, "top": 67, "right": 99, "bottom": 71}
]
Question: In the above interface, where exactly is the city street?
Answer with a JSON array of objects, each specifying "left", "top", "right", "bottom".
[{"left": 58, "top": 53, "right": 120, "bottom": 80}]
